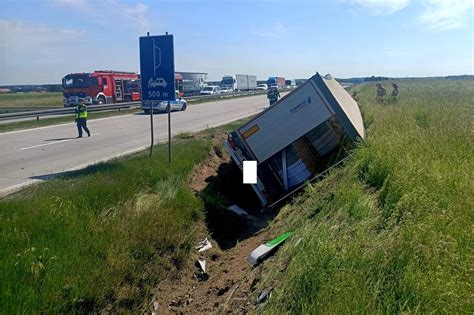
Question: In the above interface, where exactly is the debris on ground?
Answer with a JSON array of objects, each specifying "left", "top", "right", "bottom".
[
  {"left": 256, "top": 289, "right": 271, "bottom": 305},
  {"left": 149, "top": 132, "right": 282, "bottom": 313},
  {"left": 151, "top": 301, "right": 159, "bottom": 315},
  {"left": 194, "top": 259, "right": 209, "bottom": 282},
  {"left": 195, "top": 237, "right": 213, "bottom": 252},
  {"left": 227, "top": 205, "right": 250, "bottom": 218},
  {"left": 197, "top": 259, "right": 206, "bottom": 273},
  {"left": 248, "top": 231, "right": 293, "bottom": 266}
]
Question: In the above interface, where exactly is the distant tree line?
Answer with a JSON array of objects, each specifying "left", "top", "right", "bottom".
[
  {"left": 364, "top": 76, "right": 390, "bottom": 82},
  {"left": 444, "top": 75, "right": 474, "bottom": 80}
]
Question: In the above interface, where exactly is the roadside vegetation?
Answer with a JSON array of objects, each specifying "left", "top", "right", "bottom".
[
  {"left": 0, "top": 108, "right": 141, "bottom": 133},
  {"left": 1, "top": 78, "right": 472, "bottom": 313},
  {"left": 0, "top": 92, "right": 63, "bottom": 110},
  {"left": 0, "top": 121, "right": 243, "bottom": 313},
  {"left": 260, "top": 79, "right": 473, "bottom": 313}
]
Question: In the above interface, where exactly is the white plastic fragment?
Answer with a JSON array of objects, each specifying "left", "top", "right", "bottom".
[
  {"left": 248, "top": 232, "right": 293, "bottom": 266},
  {"left": 197, "top": 259, "right": 206, "bottom": 273},
  {"left": 195, "top": 237, "right": 213, "bottom": 252},
  {"left": 248, "top": 244, "right": 273, "bottom": 266}
]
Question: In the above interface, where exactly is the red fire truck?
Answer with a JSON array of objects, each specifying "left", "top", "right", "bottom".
[
  {"left": 62, "top": 71, "right": 140, "bottom": 107},
  {"left": 62, "top": 71, "right": 184, "bottom": 107}
]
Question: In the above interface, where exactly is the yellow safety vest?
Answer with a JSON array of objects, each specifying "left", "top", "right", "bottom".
[{"left": 76, "top": 104, "right": 88, "bottom": 119}]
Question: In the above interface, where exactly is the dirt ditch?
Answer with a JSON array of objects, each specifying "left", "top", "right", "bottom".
[{"left": 148, "top": 132, "right": 282, "bottom": 314}]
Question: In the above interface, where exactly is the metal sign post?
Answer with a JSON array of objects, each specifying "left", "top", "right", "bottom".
[
  {"left": 139, "top": 32, "right": 175, "bottom": 158},
  {"left": 149, "top": 100, "right": 154, "bottom": 157},
  {"left": 168, "top": 100, "right": 171, "bottom": 164}
]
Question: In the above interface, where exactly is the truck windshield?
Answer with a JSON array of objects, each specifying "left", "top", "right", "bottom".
[
  {"left": 62, "top": 76, "right": 98, "bottom": 88},
  {"left": 222, "top": 77, "right": 235, "bottom": 85}
]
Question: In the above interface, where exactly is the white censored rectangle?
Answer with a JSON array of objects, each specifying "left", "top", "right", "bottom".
[{"left": 243, "top": 161, "right": 257, "bottom": 184}]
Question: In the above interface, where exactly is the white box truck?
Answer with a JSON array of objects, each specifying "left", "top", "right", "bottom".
[
  {"left": 225, "top": 73, "right": 365, "bottom": 207},
  {"left": 221, "top": 74, "right": 257, "bottom": 91}
]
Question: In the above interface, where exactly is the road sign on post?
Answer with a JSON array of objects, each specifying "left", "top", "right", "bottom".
[
  {"left": 139, "top": 34, "right": 175, "bottom": 158},
  {"left": 140, "top": 34, "right": 175, "bottom": 102}
]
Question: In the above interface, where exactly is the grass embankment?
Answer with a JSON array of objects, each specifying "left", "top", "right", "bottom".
[
  {"left": 0, "top": 92, "right": 63, "bottom": 110},
  {"left": 261, "top": 79, "right": 473, "bottom": 313},
  {"left": 0, "top": 121, "right": 242, "bottom": 313}
]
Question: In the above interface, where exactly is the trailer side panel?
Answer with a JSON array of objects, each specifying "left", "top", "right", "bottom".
[{"left": 238, "top": 82, "right": 335, "bottom": 162}]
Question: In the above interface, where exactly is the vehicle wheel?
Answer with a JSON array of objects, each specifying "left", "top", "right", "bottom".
[
  {"left": 98, "top": 96, "right": 106, "bottom": 104},
  {"left": 181, "top": 103, "right": 187, "bottom": 111},
  {"left": 144, "top": 109, "right": 150, "bottom": 114}
]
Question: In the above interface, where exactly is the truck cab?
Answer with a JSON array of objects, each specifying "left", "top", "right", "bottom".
[
  {"left": 62, "top": 71, "right": 141, "bottom": 107},
  {"left": 221, "top": 75, "right": 236, "bottom": 91}
]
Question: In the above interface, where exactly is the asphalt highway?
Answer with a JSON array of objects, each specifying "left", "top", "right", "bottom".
[{"left": 0, "top": 94, "right": 275, "bottom": 196}]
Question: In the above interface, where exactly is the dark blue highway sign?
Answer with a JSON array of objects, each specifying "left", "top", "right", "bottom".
[{"left": 139, "top": 34, "right": 175, "bottom": 102}]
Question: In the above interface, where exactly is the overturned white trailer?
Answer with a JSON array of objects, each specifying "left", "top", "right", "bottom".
[{"left": 224, "top": 73, "right": 365, "bottom": 207}]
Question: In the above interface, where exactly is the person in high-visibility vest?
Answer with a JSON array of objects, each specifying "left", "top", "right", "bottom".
[{"left": 75, "top": 101, "right": 91, "bottom": 138}]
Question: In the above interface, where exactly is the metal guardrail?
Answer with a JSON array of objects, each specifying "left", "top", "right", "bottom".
[
  {"left": 0, "top": 89, "right": 291, "bottom": 122},
  {"left": 0, "top": 102, "right": 140, "bottom": 121}
]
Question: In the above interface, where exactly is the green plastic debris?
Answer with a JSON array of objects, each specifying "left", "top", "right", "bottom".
[{"left": 248, "top": 231, "right": 293, "bottom": 266}]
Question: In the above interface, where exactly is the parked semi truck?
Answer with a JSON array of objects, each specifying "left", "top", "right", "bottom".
[
  {"left": 225, "top": 73, "right": 365, "bottom": 207},
  {"left": 176, "top": 71, "right": 207, "bottom": 96},
  {"left": 267, "top": 76, "right": 286, "bottom": 89},
  {"left": 221, "top": 74, "right": 257, "bottom": 91}
]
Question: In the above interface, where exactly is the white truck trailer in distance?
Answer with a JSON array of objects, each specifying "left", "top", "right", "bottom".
[
  {"left": 221, "top": 74, "right": 257, "bottom": 91},
  {"left": 225, "top": 73, "right": 365, "bottom": 207}
]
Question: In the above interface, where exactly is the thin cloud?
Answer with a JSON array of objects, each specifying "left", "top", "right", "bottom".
[
  {"left": 420, "top": 0, "right": 474, "bottom": 30},
  {"left": 51, "top": 0, "right": 151, "bottom": 33},
  {"left": 0, "top": 19, "right": 85, "bottom": 52},
  {"left": 0, "top": 19, "right": 87, "bottom": 84},
  {"left": 346, "top": 0, "right": 410, "bottom": 15},
  {"left": 251, "top": 23, "right": 288, "bottom": 38}
]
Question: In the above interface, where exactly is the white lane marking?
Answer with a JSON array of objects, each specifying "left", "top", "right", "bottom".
[{"left": 19, "top": 133, "right": 100, "bottom": 151}]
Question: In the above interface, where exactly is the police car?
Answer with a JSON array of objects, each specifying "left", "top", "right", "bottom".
[{"left": 142, "top": 93, "right": 187, "bottom": 114}]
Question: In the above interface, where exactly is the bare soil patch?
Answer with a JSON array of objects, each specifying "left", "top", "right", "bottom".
[{"left": 148, "top": 131, "right": 280, "bottom": 314}]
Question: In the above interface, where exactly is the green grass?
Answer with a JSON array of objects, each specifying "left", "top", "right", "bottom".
[
  {"left": 0, "top": 108, "right": 141, "bottom": 133},
  {"left": 0, "top": 134, "right": 213, "bottom": 313},
  {"left": 0, "top": 92, "right": 63, "bottom": 109},
  {"left": 261, "top": 79, "right": 474, "bottom": 313},
  {"left": 0, "top": 116, "right": 250, "bottom": 313}
]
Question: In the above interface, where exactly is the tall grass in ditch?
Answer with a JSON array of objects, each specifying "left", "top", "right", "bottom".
[
  {"left": 264, "top": 79, "right": 473, "bottom": 313},
  {"left": 0, "top": 139, "right": 210, "bottom": 313}
]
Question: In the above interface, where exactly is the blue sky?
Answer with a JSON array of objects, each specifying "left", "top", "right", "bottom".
[{"left": 0, "top": 0, "right": 472, "bottom": 84}]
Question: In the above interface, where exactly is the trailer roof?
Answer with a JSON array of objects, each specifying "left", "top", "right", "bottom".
[{"left": 314, "top": 74, "right": 365, "bottom": 140}]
